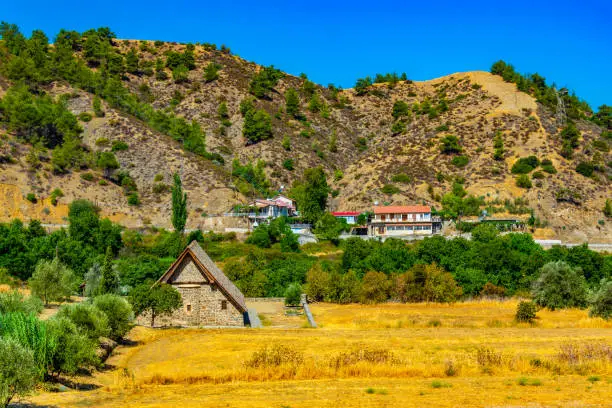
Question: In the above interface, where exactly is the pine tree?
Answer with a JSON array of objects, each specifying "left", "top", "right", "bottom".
[
  {"left": 99, "top": 246, "right": 119, "bottom": 295},
  {"left": 172, "top": 172, "right": 188, "bottom": 235}
]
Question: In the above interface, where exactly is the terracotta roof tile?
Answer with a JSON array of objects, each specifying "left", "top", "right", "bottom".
[{"left": 373, "top": 205, "right": 431, "bottom": 214}]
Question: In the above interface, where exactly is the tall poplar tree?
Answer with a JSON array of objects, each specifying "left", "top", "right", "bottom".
[{"left": 171, "top": 172, "right": 188, "bottom": 235}]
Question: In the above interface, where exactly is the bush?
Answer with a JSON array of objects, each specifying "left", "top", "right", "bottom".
[
  {"left": 46, "top": 316, "right": 99, "bottom": 376},
  {"left": 111, "top": 140, "right": 129, "bottom": 151},
  {"left": 532, "top": 170, "right": 545, "bottom": 179},
  {"left": 284, "top": 283, "right": 302, "bottom": 306},
  {"left": 575, "top": 161, "right": 594, "bottom": 177},
  {"left": 480, "top": 282, "right": 506, "bottom": 298},
  {"left": 381, "top": 184, "right": 400, "bottom": 195},
  {"left": 394, "top": 264, "right": 462, "bottom": 303},
  {"left": 56, "top": 303, "right": 110, "bottom": 340},
  {"left": 515, "top": 301, "right": 537, "bottom": 323},
  {"left": 92, "top": 294, "right": 134, "bottom": 340},
  {"left": 0, "top": 337, "right": 38, "bottom": 408},
  {"left": 78, "top": 112, "right": 93, "bottom": 122},
  {"left": 80, "top": 172, "right": 95, "bottom": 181},
  {"left": 516, "top": 174, "right": 532, "bottom": 189},
  {"left": 304, "top": 264, "right": 330, "bottom": 302},
  {"left": 127, "top": 192, "right": 140, "bottom": 206},
  {"left": 391, "top": 173, "right": 411, "bottom": 183},
  {"left": 360, "top": 271, "right": 390, "bottom": 304},
  {"left": 0, "top": 291, "right": 43, "bottom": 315},
  {"left": 440, "top": 135, "right": 461, "bottom": 154},
  {"left": 532, "top": 261, "right": 588, "bottom": 310},
  {"left": 391, "top": 121, "right": 406, "bottom": 134},
  {"left": 451, "top": 155, "right": 469, "bottom": 167},
  {"left": 511, "top": 156, "right": 539, "bottom": 174},
  {"left": 588, "top": 279, "right": 612, "bottom": 319},
  {"left": 283, "top": 158, "right": 294, "bottom": 171},
  {"left": 25, "top": 193, "right": 37, "bottom": 203}
]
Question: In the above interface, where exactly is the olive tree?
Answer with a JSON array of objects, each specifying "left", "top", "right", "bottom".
[
  {"left": 0, "top": 337, "right": 38, "bottom": 408},
  {"left": 29, "top": 257, "right": 77, "bottom": 306},
  {"left": 532, "top": 261, "right": 588, "bottom": 310}
]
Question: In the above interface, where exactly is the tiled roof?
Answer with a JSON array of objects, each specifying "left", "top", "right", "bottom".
[
  {"left": 158, "top": 241, "right": 247, "bottom": 312},
  {"left": 373, "top": 205, "right": 431, "bottom": 214},
  {"left": 332, "top": 211, "right": 360, "bottom": 216}
]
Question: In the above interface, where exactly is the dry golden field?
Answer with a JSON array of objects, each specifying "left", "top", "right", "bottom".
[{"left": 28, "top": 300, "right": 612, "bottom": 408}]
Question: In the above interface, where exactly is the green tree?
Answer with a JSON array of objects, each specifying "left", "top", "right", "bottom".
[
  {"left": 588, "top": 279, "right": 612, "bottom": 319},
  {"left": 440, "top": 135, "right": 462, "bottom": 154},
  {"left": 29, "top": 258, "right": 77, "bottom": 306},
  {"left": 290, "top": 167, "right": 330, "bottom": 224},
  {"left": 532, "top": 261, "right": 588, "bottom": 310},
  {"left": 56, "top": 303, "right": 110, "bottom": 340},
  {"left": 45, "top": 317, "right": 98, "bottom": 376},
  {"left": 203, "top": 62, "right": 221, "bottom": 82},
  {"left": 97, "top": 151, "right": 120, "bottom": 178},
  {"left": 284, "top": 283, "right": 302, "bottom": 306},
  {"left": 0, "top": 291, "right": 43, "bottom": 315},
  {"left": 125, "top": 49, "right": 139, "bottom": 74},
  {"left": 0, "top": 337, "right": 38, "bottom": 408},
  {"left": 360, "top": 271, "right": 390, "bottom": 304},
  {"left": 99, "top": 246, "right": 119, "bottom": 295},
  {"left": 285, "top": 88, "right": 301, "bottom": 118},
  {"left": 171, "top": 172, "right": 188, "bottom": 235},
  {"left": 243, "top": 107, "right": 273, "bottom": 144},
  {"left": 249, "top": 65, "right": 284, "bottom": 98},
  {"left": 392, "top": 100, "right": 410, "bottom": 119},
  {"left": 304, "top": 263, "right": 330, "bottom": 302},
  {"left": 604, "top": 199, "right": 612, "bottom": 217},
  {"left": 314, "top": 213, "right": 344, "bottom": 242},
  {"left": 354, "top": 76, "right": 372, "bottom": 96},
  {"left": 129, "top": 282, "right": 182, "bottom": 327},
  {"left": 92, "top": 294, "right": 134, "bottom": 340}
]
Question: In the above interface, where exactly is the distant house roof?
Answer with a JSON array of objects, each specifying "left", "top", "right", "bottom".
[
  {"left": 373, "top": 205, "right": 431, "bottom": 214},
  {"left": 157, "top": 241, "right": 247, "bottom": 313},
  {"left": 332, "top": 211, "right": 360, "bottom": 216}
]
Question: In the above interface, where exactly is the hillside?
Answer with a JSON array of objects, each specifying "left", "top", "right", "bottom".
[{"left": 0, "top": 30, "right": 610, "bottom": 241}]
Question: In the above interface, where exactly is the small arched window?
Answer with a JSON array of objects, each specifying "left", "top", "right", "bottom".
[{"left": 221, "top": 300, "right": 227, "bottom": 310}]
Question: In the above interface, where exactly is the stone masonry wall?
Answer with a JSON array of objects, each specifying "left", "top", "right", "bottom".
[{"left": 136, "top": 256, "right": 244, "bottom": 327}]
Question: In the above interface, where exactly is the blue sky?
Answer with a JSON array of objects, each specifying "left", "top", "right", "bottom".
[{"left": 2, "top": 0, "right": 610, "bottom": 109}]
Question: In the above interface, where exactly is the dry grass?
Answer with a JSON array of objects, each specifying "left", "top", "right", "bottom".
[{"left": 26, "top": 300, "right": 612, "bottom": 407}]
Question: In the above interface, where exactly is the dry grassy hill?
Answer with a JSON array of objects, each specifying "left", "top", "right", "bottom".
[{"left": 0, "top": 39, "right": 609, "bottom": 241}]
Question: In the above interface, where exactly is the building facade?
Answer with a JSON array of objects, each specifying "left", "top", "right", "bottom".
[
  {"left": 153, "top": 241, "right": 248, "bottom": 327},
  {"left": 331, "top": 211, "right": 360, "bottom": 225},
  {"left": 369, "top": 205, "right": 433, "bottom": 237}
]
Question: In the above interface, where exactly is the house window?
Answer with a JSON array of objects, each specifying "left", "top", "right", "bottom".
[
  {"left": 221, "top": 300, "right": 227, "bottom": 310},
  {"left": 381, "top": 215, "right": 386, "bottom": 221},
  {"left": 186, "top": 304, "right": 192, "bottom": 313}
]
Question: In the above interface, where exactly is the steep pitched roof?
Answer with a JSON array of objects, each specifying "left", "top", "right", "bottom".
[
  {"left": 373, "top": 205, "right": 431, "bottom": 214},
  {"left": 157, "top": 241, "right": 247, "bottom": 313}
]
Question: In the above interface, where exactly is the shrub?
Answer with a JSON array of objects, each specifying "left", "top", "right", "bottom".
[
  {"left": 516, "top": 174, "right": 532, "bottom": 189},
  {"left": 451, "top": 155, "right": 469, "bottom": 167},
  {"left": 284, "top": 283, "right": 302, "bottom": 306},
  {"left": 25, "top": 193, "right": 37, "bottom": 203},
  {"left": 575, "top": 161, "right": 594, "bottom": 177},
  {"left": 381, "top": 184, "right": 400, "bottom": 195},
  {"left": 56, "top": 303, "right": 110, "bottom": 340},
  {"left": 46, "top": 316, "right": 99, "bottom": 375},
  {"left": 515, "top": 301, "right": 537, "bottom": 323},
  {"left": 360, "top": 271, "right": 390, "bottom": 304},
  {"left": 203, "top": 62, "right": 221, "bottom": 82},
  {"left": 480, "top": 282, "right": 506, "bottom": 298},
  {"left": 391, "top": 121, "right": 406, "bottom": 134},
  {"left": 391, "top": 173, "right": 411, "bottom": 183},
  {"left": 80, "top": 172, "right": 94, "bottom": 182},
  {"left": 604, "top": 199, "right": 612, "bottom": 218},
  {"left": 588, "top": 279, "right": 612, "bottom": 319},
  {"left": 532, "top": 261, "right": 588, "bottom": 310},
  {"left": 511, "top": 156, "right": 539, "bottom": 174},
  {"left": 305, "top": 264, "right": 330, "bottom": 302},
  {"left": 440, "top": 135, "right": 461, "bottom": 154},
  {"left": 283, "top": 158, "right": 294, "bottom": 171},
  {"left": 0, "top": 337, "right": 38, "bottom": 408},
  {"left": 50, "top": 188, "right": 64, "bottom": 206},
  {"left": 0, "top": 291, "right": 43, "bottom": 315},
  {"left": 78, "top": 112, "right": 92, "bottom": 122},
  {"left": 127, "top": 192, "right": 140, "bottom": 206},
  {"left": 111, "top": 140, "right": 129, "bottom": 151},
  {"left": 92, "top": 294, "right": 134, "bottom": 340},
  {"left": 532, "top": 170, "right": 545, "bottom": 179},
  {"left": 395, "top": 264, "right": 462, "bottom": 303}
]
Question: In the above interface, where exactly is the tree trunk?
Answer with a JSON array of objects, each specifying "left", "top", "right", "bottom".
[{"left": 151, "top": 311, "right": 155, "bottom": 327}]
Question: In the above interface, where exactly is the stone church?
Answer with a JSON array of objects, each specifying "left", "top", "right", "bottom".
[{"left": 155, "top": 240, "right": 248, "bottom": 327}]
